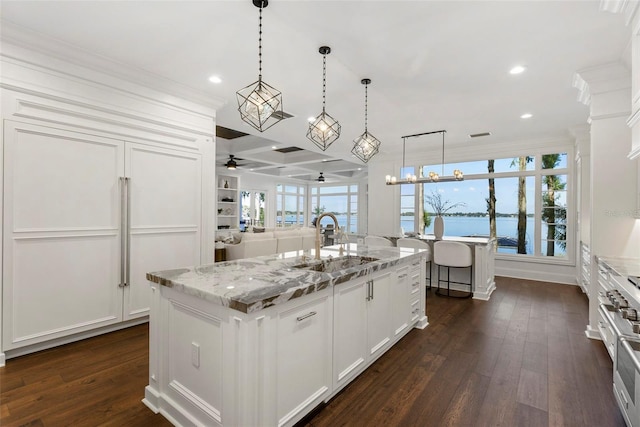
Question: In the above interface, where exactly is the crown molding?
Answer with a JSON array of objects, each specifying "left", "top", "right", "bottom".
[
  {"left": 600, "top": 0, "right": 640, "bottom": 26},
  {"left": 574, "top": 62, "right": 631, "bottom": 107},
  {"left": 0, "top": 20, "right": 226, "bottom": 112}
]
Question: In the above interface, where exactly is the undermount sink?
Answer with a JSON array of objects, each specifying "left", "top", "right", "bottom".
[{"left": 293, "top": 255, "right": 379, "bottom": 273}]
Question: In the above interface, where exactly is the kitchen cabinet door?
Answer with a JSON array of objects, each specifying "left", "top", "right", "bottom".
[
  {"left": 275, "top": 291, "right": 332, "bottom": 427},
  {"left": 367, "top": 270, "right": 392, "bottom": 359},
  {"left": 2, "top": 122, "right": 125, "bottom": 349},
  {"left": 333, "top": 276, "right": 368, "bottom": 390},
  {"left": 124, "top": 143, "right": 201, "bottom": 320},
  {"left": 391, "top": 266, "right": 410, "bottom": 339}
]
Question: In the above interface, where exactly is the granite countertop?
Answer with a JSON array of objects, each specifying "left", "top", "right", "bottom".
[
  {"left": 146, "top": 243, "right": 425, "bottom": 314},
  {"left": 596, "top": 256, "right": 640, "bottom": 278}
]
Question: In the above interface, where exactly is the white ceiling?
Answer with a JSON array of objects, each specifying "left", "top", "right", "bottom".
[{"left": 0, "top": 0, "right": 631, "bottom": 182}]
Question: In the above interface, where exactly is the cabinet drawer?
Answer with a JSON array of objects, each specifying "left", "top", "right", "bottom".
[{"left": 410, "top": 299, "right": 421, "bottom": 322}]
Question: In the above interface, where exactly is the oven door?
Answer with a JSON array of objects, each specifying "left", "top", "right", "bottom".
[{"left": 614, "top": 338, "right": 640, "bottom": 427}]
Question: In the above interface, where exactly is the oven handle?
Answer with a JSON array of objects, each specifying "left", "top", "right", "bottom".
[{"left": 620, "top": 338, "right": 640, "bottom": 374}]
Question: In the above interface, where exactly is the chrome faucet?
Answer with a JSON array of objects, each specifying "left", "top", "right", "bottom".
[{"left": 315, "top": 212, "right": 340, "bottom": 260}]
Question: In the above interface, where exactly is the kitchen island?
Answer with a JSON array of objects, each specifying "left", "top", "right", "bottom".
[{"left": 143, "top": 244, "right": 428, "bottom": 427}]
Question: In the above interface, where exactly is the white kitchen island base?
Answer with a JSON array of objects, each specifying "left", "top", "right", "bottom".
[{"left": 144, "top": 247, "right": 427, "bottom": 427}]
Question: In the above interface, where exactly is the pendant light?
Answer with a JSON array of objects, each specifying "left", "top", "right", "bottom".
[
  {"left": 236, "top": 0, "right": 283, "bottom": 132},
  {"left": 307, "top": 46, "right": 341, "bottom": 150},
  {"left": 351, "top": 78, "right": 381, "bottom": 163}
]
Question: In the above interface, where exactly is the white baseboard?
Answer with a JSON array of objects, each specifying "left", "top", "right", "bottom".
[
  {"left": 585, "top": 324, "right": 602, "bottom": 340},
  {"left": 3, "top": 317, "right": 148, "bottom": 362},
  {"left": 0, "top": 352, "right": 5, "bottom": 367}
]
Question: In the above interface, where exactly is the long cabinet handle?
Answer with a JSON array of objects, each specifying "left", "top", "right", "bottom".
[
  {"left": 119, "top": 177, "right": 126, "bottom": 288},
  {"left": 370, "top": 279, "right": 374, "bottom": 300},
  {"left": 125, "top": 177, "right": 131, "bottom": 287},
  {"left": 296, "top": 311, "right": 317, "bottom": 322}
]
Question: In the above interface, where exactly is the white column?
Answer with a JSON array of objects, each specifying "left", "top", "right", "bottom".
[{"left": 574, "top": 62, "right": 638, "bottom": 339}]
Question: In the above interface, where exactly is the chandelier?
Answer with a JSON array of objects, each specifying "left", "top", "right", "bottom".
[{"left": 385, "top": 130, "right": 464, "bottom": 185}]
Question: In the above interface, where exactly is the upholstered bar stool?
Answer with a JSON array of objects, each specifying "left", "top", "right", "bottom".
[
  {"left": 364, "top": 235, "right": 394, "bottom": 247},
  {"left": 396, "top": 238, "right": 432, "bottom": 289},
  {"left": 434, "top": 241, "right": 472, "bottom": 298}
]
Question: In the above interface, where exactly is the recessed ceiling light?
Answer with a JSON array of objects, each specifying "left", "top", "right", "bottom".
[
  {"left": 520, "top": 113, "right": 533, "bottom": 119},
  {"left": 308, "top": 116, "right": 316, "bottom": 123},
  {"left": 272, "top": 146, "right": 277, "bottom": 149},
  {"left": 208, "top": 75, "right": 222, "bottom": 84},
  {"left": 510, "top": 65, "right": 526, "bottom": 75},
  {"left": 322, "top": 159, "right": 328, "bottom": 162},
  {"left": 358, "top": 168, "right": 362, "bottom": 171}
]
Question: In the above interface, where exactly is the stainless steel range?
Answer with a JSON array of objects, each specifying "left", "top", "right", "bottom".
[{"left": 599, "top": 279, "right": 640, "bottom": 426}]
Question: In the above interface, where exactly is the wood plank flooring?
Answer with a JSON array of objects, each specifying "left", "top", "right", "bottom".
[{"left": 0, "top": 276, "right": 624, "bottom": 426}]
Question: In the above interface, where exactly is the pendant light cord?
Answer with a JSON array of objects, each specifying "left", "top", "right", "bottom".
[
  {"left": 258, "top": 5, "right": 263, "bottom": 83},
  {"left": 322, "top": 53, "right": 327, "bottom": 113},
  {"left": 364, "top": 82, "right": 368, "bottom": 133},
  {"left": 441, "top": 131, "right": 445, "bottom": 176}
]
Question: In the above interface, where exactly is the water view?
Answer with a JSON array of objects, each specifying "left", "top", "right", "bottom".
[{"left": 280, "top": 214, "right": 566, "bottom": 256}]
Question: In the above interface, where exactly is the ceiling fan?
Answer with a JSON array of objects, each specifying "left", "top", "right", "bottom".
[
  {"left": 316, "top": 172, "right": 325, "bottom": 182},
  {"left": 221, "top": 155, "right": 246, "bottom": 170}
]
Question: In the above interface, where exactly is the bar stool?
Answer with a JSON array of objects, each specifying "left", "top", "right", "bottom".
[
  {"left": 364, "top": 235, "right": 394, "bottom": 247},
  {"left": 434, "top": 241, "right": 472, "bottom": 298},
  {"left": 396, "top": 238, "right": 432, "bottom": 289}
]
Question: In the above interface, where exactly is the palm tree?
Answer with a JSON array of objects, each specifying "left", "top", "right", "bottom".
[
  {"left": 542, "top": 154, "right": 566, "bottom": 256},
  {"left": 512, "top": 156, "right": 533, "bottom": 254},
  {"left": 486, "top": 159, "right": 497, "bottom": 240}
]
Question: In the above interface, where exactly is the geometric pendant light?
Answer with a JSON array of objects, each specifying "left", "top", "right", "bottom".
[
  {"left": 236, "top": 0, "right": 284, "bottom": 132},
  {"left": 351, "top": 78, "right": 381, "bottom": 163},
  {"left": 307, "top": 46, "right": 341, "bottom": 150}
]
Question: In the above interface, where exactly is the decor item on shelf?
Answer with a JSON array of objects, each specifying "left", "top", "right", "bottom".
[
  {"left": 221, "top": 197, "right": 234, "bottom": 202},
  {"left": 425, "top": 190, "right": 465, "bottom": 240},
  {"left": 218, "top": 208, "right": 223, "bottom": 214},
  {"left": 317, "top": 172, "right": 325, "bottom": 182},
  {"left": 351, "top": 78, "right": 381, "bottom": 163},
  {"left": 224, "top": 180, "right": 229, "bottom": 188},
  {"left": 385, "top": 130, "right": 464, "bottom": 185},
  {"left": 307, "top": 46, "right": 341, "bottom": 150},
  {"left": 236, "top": 0, "right": 283, "bottom": 132}
]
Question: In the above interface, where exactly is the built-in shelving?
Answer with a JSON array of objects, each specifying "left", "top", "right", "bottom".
[{"left": 217, "top": 174, "right": 239, "bottom": 230}]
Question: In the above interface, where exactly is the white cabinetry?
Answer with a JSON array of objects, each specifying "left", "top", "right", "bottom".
[
  {"left": 333, "top": 267, "right": 416, "bottom": 392},
  {"left": 580, "top": 242, "right": 591, "bottom": 296},
  {"left": 216, "top": 174, "right": 239, "bottom": 230},
  {"left": 2, "top": 121, "right": 202, "bottom": 352},
  {"left": 274, "top": 292, "right": 333, "bottom": 426}
]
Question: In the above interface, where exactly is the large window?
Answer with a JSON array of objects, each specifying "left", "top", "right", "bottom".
[
  {"left": 311, "top": 184, "right": 358, "bottom": 233},
  {"left": 402, "top": 153, "right": 570, "bottom": 259},
  {"left": 276, "top": 184, "right": 305, "bottom": 227}
]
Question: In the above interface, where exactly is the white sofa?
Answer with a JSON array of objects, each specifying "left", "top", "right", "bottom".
[{"left": 224, "top": 227, "right": 317, "bottom": 261}]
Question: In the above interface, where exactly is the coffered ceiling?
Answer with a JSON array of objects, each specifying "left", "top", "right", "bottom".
[{"left": 0, "top": 1, "right": 632, "bottom": 182}]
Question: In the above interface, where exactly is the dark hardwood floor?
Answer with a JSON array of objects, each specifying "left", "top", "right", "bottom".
[{"left": 0, "top": 277, "right": 624, "bottom": 427}]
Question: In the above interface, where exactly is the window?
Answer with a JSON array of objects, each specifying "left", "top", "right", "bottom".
[
  {"left": 311, "top": 184, "right": 358, "bottom": 233},
  {"left": 241, "top": 190, "right": 266, "bottom": 231},
  {"left": 276, "top": 184, "right": 305, "bottom": 227},
  {"left": 402, "top": 152, "right": 571, "bottom": 260}
]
